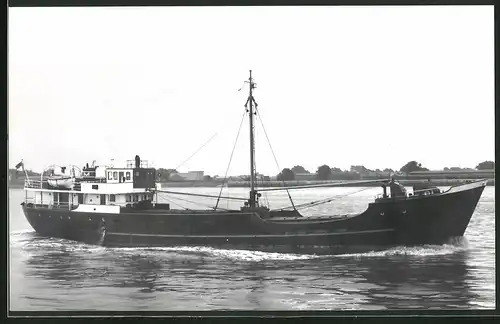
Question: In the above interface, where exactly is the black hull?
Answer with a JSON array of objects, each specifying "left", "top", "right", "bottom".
[{"left": 21, "top": 181, "right": 487, "bottom": 255}]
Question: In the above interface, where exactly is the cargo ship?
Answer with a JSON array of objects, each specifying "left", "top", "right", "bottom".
[{"left": 18, "top": 71, "right": 487, "bottom": 255}]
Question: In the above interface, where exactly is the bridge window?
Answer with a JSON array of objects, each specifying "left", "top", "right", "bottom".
[
  {"left": 113, "top": 172, "right": 117, "bottom": 180},
  {"left": 126, "top": 172, "right": 131, "bottom": 180},
  {"left": 133, "top": 195, "right": 138, "bottom": 202},
  {"left": 110, "top": 194, "right": 115, "bottom": 202},
  {"left": 92, "top": 185, "right": 98, "bottom": 190},
  {"left": 108, "top": 172, "right": 112, "bottom": 180}
]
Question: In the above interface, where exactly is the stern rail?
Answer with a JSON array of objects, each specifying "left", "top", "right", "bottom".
[
  {"left": 24, "top": 198, "right": 77, "bottom": 210},
  {"left": 24, "top": 179, "right": 50, "bottom": 189}
]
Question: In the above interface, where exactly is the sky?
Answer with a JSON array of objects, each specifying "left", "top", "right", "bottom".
[{"left": 8, "top": 6, "right": 494, "bottom": 176}]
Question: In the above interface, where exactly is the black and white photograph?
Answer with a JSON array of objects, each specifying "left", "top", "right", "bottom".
[{"left": 7, "top": 4, "right": 495, "bottom": 313}]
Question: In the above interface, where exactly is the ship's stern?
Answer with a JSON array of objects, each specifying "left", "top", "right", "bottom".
[{"left": 21, "top": 203, "right": 106, "bottom": 244}]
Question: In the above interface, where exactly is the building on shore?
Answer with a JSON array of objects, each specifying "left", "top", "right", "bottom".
[{"left": 170, "top": 171, "right": 204, "bottom": 181}]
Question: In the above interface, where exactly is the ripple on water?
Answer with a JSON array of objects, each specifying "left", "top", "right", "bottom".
[{"left": 9, "top": 187, "right": 496, "bottom": 310}]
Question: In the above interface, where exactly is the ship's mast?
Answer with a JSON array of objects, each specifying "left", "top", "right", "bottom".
[{"left": 245, "top": 70, "right": 257, "bottom": 208}]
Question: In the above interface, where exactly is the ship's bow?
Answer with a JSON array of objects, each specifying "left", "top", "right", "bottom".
[{"left": 393, "top": 180, "right": 487, "bottom": 245}]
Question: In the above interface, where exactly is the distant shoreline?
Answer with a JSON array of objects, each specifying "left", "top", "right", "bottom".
[
  {"left": 8, "top": 179, "right": 494, "bottom": 190},
  {"left": 158, "top": 179, "right": 495, "bottom": 188}
]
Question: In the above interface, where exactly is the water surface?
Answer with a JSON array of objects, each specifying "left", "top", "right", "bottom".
[{"left": 9, "top": 186, "right": 495, "bottom": 311}]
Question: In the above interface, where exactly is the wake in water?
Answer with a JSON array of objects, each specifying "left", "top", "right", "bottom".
[
  {"left": 10, "top": 230, "right": 470, "bottom": 262},
  {"left": 9, "top": 231, "right": 108, "bottom": 256},
  {"left": 9, "top": 230, "right": 37, "bottom": 247}
]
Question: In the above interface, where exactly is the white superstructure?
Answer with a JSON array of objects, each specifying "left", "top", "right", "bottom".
[{"left": 23, "top": 155, "right": 157, "bottom": 214}]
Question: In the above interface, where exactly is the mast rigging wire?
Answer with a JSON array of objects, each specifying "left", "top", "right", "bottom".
[
  {"left": 162, "top": 193, "right": 230, "bottom": 211},
  {"left": 156, "top": 189, "right": 247, "bottom": 201},
  {"left": 214, "top": 110, "right": 248, "bottom": 210},
  {"left": 174, "top": 133, "right": 218, "bottom": 171},
  {"left": 271, "top": 187, "right": 372, "bottom": 211},
  {"left": 258, "top": 179, "right": 388, "bottom": 192},
  {"left": 254, "top": 106, "right": 296, "bottom": 210},
  {"left": 157, "top": 195, "right": 190, "bottom": 210}
]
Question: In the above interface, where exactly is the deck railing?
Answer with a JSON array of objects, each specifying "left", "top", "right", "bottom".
[
  {"left": 24, "top": 177, "right": 108, "bottom": 190},
  {"left": 25, "top": 179, "right": 75, "bottom": 190},
  {"left": 24, "top": 198, "right": 77, "bottom": 210},
  {"left": 24, "top": 179, "right": 50, "bottom": 189},
  {"left": 78, "top": 178, "right": 106, "bottom": 184}
]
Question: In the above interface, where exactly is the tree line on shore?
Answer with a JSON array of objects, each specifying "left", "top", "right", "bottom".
[
  {"left": 276, "top": 160, "right": 495, "bottom": 181},
  {"left": 8, "top": 160, "right": 495, "bottom": 183}
]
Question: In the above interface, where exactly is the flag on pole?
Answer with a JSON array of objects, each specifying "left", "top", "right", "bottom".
[{"left": 15, "top": 160, "right": 23, "bottom": 170}]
